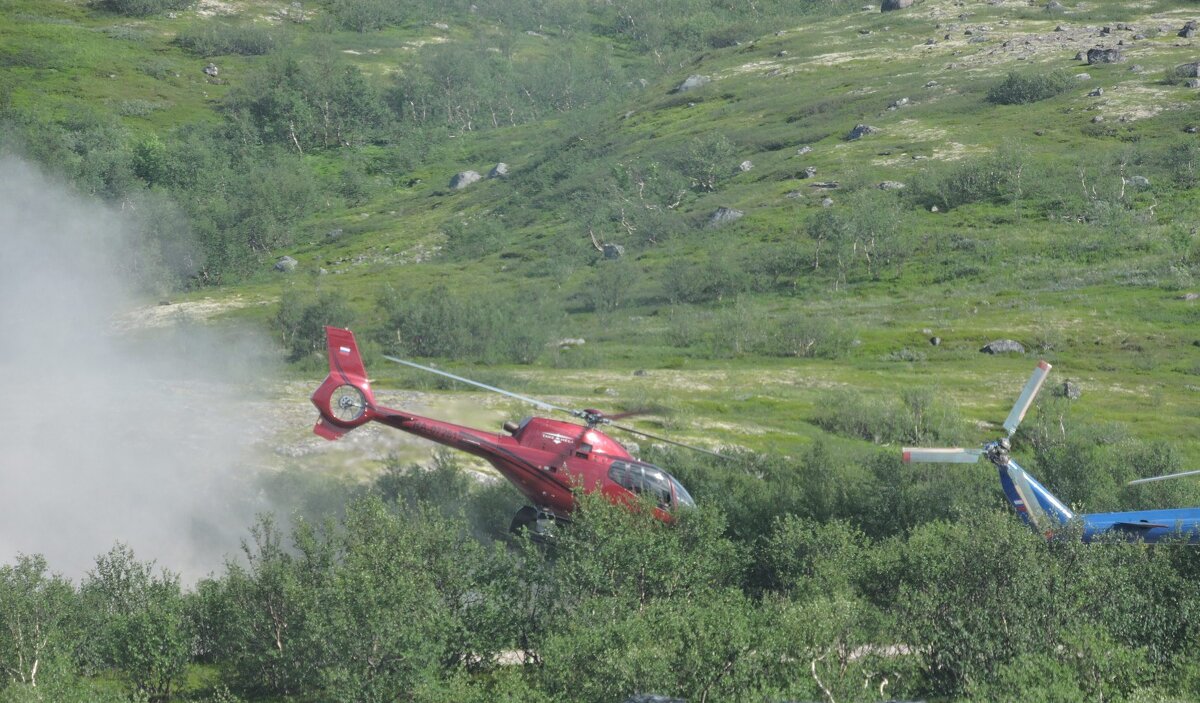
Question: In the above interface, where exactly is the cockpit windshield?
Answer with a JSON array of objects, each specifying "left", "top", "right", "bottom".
[{"left": 608, "top": 459, "right": 694, "bottom": 509}]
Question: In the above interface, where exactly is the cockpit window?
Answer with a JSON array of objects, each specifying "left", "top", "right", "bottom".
[
  {"left": 671, "top": 476, "right": 695, "bottom": 507},
  {"left": 608, "top": 460, "right": 688, "bottom": 509}
]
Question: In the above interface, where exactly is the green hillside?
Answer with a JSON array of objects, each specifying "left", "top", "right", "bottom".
[{"left": 9, "top": 0, "right": 1200, "bottom": 700}]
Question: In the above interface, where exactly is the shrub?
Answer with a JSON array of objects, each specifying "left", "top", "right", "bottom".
[
  {"left": 986, "top": 70, "right": 1073, "bottom": 105},
  {"left": 175, "top": 22, "right": 279, "bottom": 56},
  {"left": 92, "top": 0, "right": 194, "bottom": 16}
]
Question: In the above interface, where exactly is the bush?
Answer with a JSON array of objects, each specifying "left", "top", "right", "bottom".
[
  {"left": 92, "top": 0, "right": 194, "bottom": 16},
  {"left": 175, "top": 22, "right": 279, "bottom": 56},
  {"left": 986, "top": 70, "right": 1073, "bottom": 105},
  {"left": 377, "top": 285, "right": 560, "bottom": 364},
  {"left": 814, "top": 388, "right": 962, "bottom": 445},
  {"left": 275, "top": 290, "right": 354, "bottom": 362}
]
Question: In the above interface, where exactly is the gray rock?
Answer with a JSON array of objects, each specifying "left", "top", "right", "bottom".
[
  {"left": 1055, "top": 380, "right": 1082, "bottom": 400},
  {"left": 1091, "top": 115, "right": 1104, "bottom": 123},
  {"left": 1189, "top": 78, "right": 1200, "bottom": 88},
  {"left": 556, "top": 338, "right": 586, "bottom": 348},
  {"left": 1188, "top": 126, "right": 1200, "bottom": 134},
  {"left": 800, "top": 166, "right": 818, "bottom": 179},
  {"left": 881, "top": 0, "right": 913, "bottom": 10},
  {"left": 969, "top": 35, "right": 989, "bottom": 44},
  {"left": 487, "top": 162, "right": 509, "bottom": 178},
  {"left": 1045, "top": 0, "right": 1064, "bottom": 11},
  {"left": 925, "top": 80, "right": 939, "bottom": 87},
  {"left": 602, "top": 243, "right": 625, "bottom": 259},
  {"left": 797, "top": 145, "right": 813, "bottom": 155},
  {"left": 1087, "top": 47, "right": 1125, "bottom": 64},
  {"left": 930, "top": 336, "right": 941, "bottom": 346},
  {"left": 980, "top": 339, "right": 1026, "bottom": 354},
  {"left": 1075, "top": 72, "right": 1091, "bottom": 80},
  {"left": 1088, "top": 87, "right": 1104, "bottom": 96},
  {"left": 708, "top": 207, "right": 744, "bottom": 227},
  {"left": 1176, "top": 62, "right": 1200, "bottom": 78},
  {"left": 273, "top": 256, "right": 298, "bottom": 273},
  {"left": 1181, "top": 21, "right": 1198, "bottom": 38},
  {"left": 203, "top": 62, "right": 218, "bottom": 77},
  {"left": 326, "top": 228, "right": 343, "bottom": 240},
  {"left": 674, "top": 74, "right": 711, "bottom": 92},
  {"left": 739, "top": 160, "right": 754, "bottom": 172},
  {"left": 846, "top": 123, "right": 879, "bottom": 140},
  {"left": 1180, "top": 292, "right": 1200, "bottom": 300},
  {"left": 925, "top": 38, "right": 936, "bottom": 45},
  {"left": 1074, "top": 51, "right": 1088, "bottom": 62},
  {"left": 449, "top": 170, "right": 482, "bottom": 189},
  {"left": 878, "top": 180, "right": 906, "bottom": 190},
  {"left": 1128, "top": 175, "right": 1151, "bottom": 188},
  {"left": 889, "top": 97, "right": 910, "bottom": 109},
  {"left": 1055, "top": 24, "right": 1066, "bottom": 32},
  {"left": 623, "top": 693, "right": 684, "bottom": 703},
  {"left": 821, "top": 197, "right": 834, "bottom": 208}
]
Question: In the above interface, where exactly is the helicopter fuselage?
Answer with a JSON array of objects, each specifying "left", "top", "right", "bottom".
[{"left": 311, "top": 327, "right": 688, "bottom": 523}]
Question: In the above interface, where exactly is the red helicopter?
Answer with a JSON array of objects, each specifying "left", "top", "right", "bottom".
[{"left": 310, "top": 327, "right": 725, "bottom": 534}]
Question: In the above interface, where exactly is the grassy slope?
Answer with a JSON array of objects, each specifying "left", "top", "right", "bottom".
[{"left": 9, "top": 0, "right": 1200, "bottom": 490}]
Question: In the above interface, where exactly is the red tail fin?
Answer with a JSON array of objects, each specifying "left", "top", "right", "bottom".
[{"left": 311, "top": 327, "right": 376, "bottom": 440}]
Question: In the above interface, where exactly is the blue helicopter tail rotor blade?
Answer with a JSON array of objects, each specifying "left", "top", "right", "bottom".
[{"left": 1003, "top": 360, "right": 1053, "bottom": 437}]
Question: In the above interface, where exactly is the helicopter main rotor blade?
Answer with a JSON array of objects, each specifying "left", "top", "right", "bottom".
[
  {"left": 1127, "top": 469, "right": 1200, "bottom": 486},
  {"left": 383, "top": 356, "right": 574, "bottom": 415},
  {"left": 902, "top": 448, "right": 984, "bottom": 464},
  {"left": 1003, "top": 360, "right": 1053, "bottom": 437},
  {"left": 610, "top": 422, "right": 731, "bottom": 460}
]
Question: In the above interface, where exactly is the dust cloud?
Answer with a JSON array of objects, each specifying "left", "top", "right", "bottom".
[{"left": 0, "top": 156, "right": 273, "bottom": 581}]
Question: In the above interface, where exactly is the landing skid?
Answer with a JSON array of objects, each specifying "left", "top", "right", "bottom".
[{"left": 509, "top": 506, "right": 566, "bottom": 542}]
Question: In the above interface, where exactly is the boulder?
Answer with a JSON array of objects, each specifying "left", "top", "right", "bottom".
[
  {"left": 1087, "top": 47, "right": 1125, "bottom": 64},
  {"left": 797, "top": 145, "right": 813, "bottom": 155},
  {"left": 821, "top": 197, "right": 834, "bottom": 207},
  {"left": 203, "top": 62, "right": 218, "bottom": 77},
  {"left": 800, "top": 166, "right": 817, "bottom": 179},
  {"left": 1176, "top": 62, "right": 1200, "bottom": 78},
  {"left": 846, "top": 123, "right": 879, "bottom": 140},
  {"left": 1189, "top": 78, "right": 1200, "bottom": 88},
  {"left": 739, "top": 160, "right": 754, "bottom": 172},
  {"left": 1127, "top": 175, "right": 1150, "bottom": 188},
  {"left": 1181, "top": 21, "right": 1198, "bottom": 38},
  {"left": 1055, "top": 380, "right": 1083, "bottom": 400},
  {"left": 930, "top": 336, "right": 941, "bottom": 346},
  {"left": 881, "top": 0, "right": 913, "bottom": 10},
  {"left": 1088, "top": 87, "right": 1104, "bottom": 96},
  {"left": 487, "top": 162, "right": 509, "bottom": 178},
  {"left": 326, "top": 228, "right": 343, "bottom": 240},
  {"left": 1045, "top": 0, "right": 1064, "bottom": 11},
  {"left": 889, "top": 97, "right": 910, "bottom": 109},
  {"left": 878, "top": 180, "right": 906, "bottom": 190},
  {"left": 449, "top": 170, "right": 482, "bottom": 189},
  {"left": 273, "top": 256, "right": 298, "bottom": 273},
  {"left": 1075, "top": 72, "right": 1091, "bottom": 80},
  {"left": 980, "top": 339, "right": 1025, "bottom": 354},
  {"left": 707, "top": 207, "right": 744, "bottom": 227},
  {"left": 556, "top": 338, "right": 585, "bottom": 348},
  {"left": 673, "top": 74, "right": 711, "bottom": 92},
  {"left": 602, "top": 243, "right": 625, "bottom": 259}
]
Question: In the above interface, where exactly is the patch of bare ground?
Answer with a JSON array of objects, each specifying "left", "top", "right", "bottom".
[{"left": 114, "top": 295, "right": 275, "bottom": 331}]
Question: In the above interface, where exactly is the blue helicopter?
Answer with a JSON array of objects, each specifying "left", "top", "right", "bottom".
[{"left": 903, "top": 361, "right": 1200, "bottom": 543}]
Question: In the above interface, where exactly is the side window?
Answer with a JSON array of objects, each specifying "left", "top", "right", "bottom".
[
  {"left": 609, "top": 461, "right": 671, "bottom": 508},
  {"left": 609, "top": 461, "right": 633, "bottom": 491},
  {"left": 644, "top": 469, "right": 672, "bottom": 507}
]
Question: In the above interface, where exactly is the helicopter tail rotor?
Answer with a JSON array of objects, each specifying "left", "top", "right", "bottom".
[{"left": 311, "top": 327, "right": 377, "bottom": 440}]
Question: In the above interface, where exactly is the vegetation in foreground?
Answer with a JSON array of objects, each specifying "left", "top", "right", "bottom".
[{"left": 6, "top": 437, "right": 1200, "bottom": 703}]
